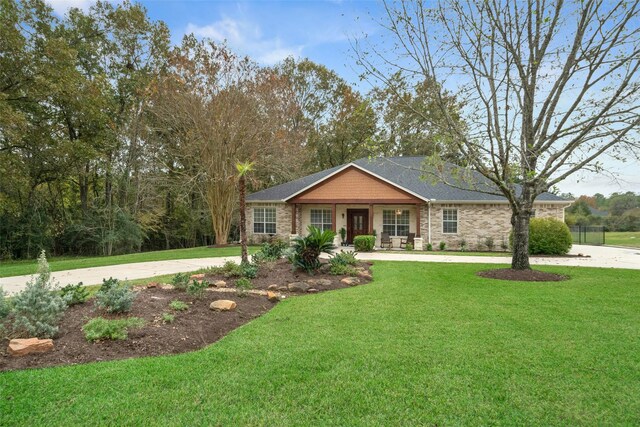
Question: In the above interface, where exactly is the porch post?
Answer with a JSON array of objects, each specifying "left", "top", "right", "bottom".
[
  {"left": 415, "top": 203, "right": 421, "bottom": 237},
  {"left": 331, "top": 203, "right": 337, "bottom": 232},
  {"left": 291, "top": 204, "right": 297, "bottom": 234},
  {"left": 368, "top": 203, "right": 373, "bottom": 234}
]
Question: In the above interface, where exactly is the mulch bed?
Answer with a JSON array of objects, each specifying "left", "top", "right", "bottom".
[
  {"left": 0, "top": 260, "right": 372, "bottom": 372},
  {"left": 477, "top": 268, "right": 568, "bottom": 282}
]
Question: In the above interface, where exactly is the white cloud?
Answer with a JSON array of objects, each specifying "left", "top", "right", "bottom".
[
  {"left": 46, "top": 0, "right": 93, "bottom": 16},
  {"left": 185, "top": 17, "right": 303, "bottom": 65}
]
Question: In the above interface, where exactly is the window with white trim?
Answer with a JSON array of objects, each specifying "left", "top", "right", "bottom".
[
  {"left": 253, "top": 207, "right": 276, "bottom": 234},
  {"left": 442, "top": 208, "right": 458, "bottom": 234},
  {"left": 310, "top": 209, "right": 332, "bottom": 231},
  {"left": 382, "top": 210, "right": 410, "bottom": 236}
]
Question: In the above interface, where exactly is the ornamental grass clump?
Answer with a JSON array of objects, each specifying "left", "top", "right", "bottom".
[
  {"left": 83, "top": 317, "right": 145, "bottom": 341},
  {"left": 11, "top": 251, "right": 67, "bottom": 338},
  {"left": 288, "top": 226, "right": 336, "bottom": 274},
  {"left": 95, "top": 277, "right": 136, "bottom": 313}
]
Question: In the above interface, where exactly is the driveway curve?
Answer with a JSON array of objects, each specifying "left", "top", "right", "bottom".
[{"left": 1, "top": 245, "right": 638, "bottom": 295}]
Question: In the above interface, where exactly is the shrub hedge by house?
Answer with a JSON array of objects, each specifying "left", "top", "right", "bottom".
[{"left": 353, "top": 235, "right": 375, "bottom": 252}]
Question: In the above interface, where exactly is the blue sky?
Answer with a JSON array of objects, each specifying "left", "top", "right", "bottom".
[{"left": 45, "top": 0, "right": 638, "bottom": 197}]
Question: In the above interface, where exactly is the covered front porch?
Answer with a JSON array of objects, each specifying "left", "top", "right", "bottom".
[{"left": 289, "top": 203, "right": 424, "bottom": 249}]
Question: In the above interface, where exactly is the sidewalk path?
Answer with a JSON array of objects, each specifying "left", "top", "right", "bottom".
[{"left": 1, "top": 245, "right": 638, "bottom": 295}]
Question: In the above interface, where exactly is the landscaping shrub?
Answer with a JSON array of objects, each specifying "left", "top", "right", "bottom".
[
  {"left": 484, "top": 236, "right": 495, "bottom": 251},
  {"left": 170, "top": 300, "right": 189, "bottom": 311},
  {"left": 0, "top": 287, "right": 10, "bottom": 319},
  {"left": 240, "top": 262, "right": 258, "bottom": 279},
  {"left": 405, "top": 243, "right": 414, "bottom": 251},
  {"left": 439, "top": 241, "right": 446, "bottom": 251},
  {"left": 82, "top": 317, "right": 145, "bottom": 341},
  {"left": 236, "top": 277, "right": 252, "bottom": 290},
  {"left": 330, "top": 251, "right": 358, "bottom": 267},
  {"left": 95, "top": 277, "right": 136, "bottom": 313},
  {"left": 186, "top": 279, "right": 208, "bottom": 299},
  {"left": 329, "top": 263, "right": 357, "bottom": 276},
  {"left": 528, "top": 218, "right": 573, "bottom": 255},
  {"left": 426, "top": 243, "right": 433, "bottom": 251},
  {"left": 60, "top": 283, "right": 89, "bottom": 306},
  {"left": 353, "top": 235, "right": 375, "bottom": 252},
  {"left": 11, "top": 251, "right": 67, "bottom": 338},
  {"left": 222, "top": 260, "right": 243, "bottom": 278},
  {"left": 289, "top": 226, "right": 336, "bottom": 273},
  {"left": 459, "top": 238, "right": 467, "bottom": 252},
  {"left": 161, "top": 313, "right": 175, "bottom": 323},
  {"left": 171, "top": 273, "right": 190, "bottom": 291}
]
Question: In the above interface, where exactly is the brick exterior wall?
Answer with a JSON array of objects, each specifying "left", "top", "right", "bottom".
[
  {"left": 422, "top": 202, "right": 567, "bottom": 250},
  {"left": 247, "top": 201, "right": 568, "bottom": 249},
  {"left": 246, "top": 203, "right": 292, "bottom": 243}
]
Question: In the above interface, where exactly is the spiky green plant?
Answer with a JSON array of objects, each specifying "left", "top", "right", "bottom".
[{"left": 288, "top": 226, "right": 336, "bottom": 274}]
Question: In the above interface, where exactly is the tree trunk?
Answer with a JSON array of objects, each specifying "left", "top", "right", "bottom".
[
  {"left": 511, "top": 210, "right": 531, "bottom": 270},
  {"left": 239, "top": 175, "right": 248, "bottom": 264}
]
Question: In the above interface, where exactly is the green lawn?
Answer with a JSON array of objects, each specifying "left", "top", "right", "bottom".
[
  {"left": 2, "top": 262, "right": 639, "bottom": 425},
  {"left": 606, "top": 231, "right": 640, "bottom": 248},
  {"left": 0, "top": 246, "right": 254, "bottom": 278}
]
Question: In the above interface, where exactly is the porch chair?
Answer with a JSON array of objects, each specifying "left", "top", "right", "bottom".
[
  {"left": 380, "top": 232, "right": 392, "bottom": 249},
  {"left": 400, "top": 233, "right": 415, "bottom": 249}
]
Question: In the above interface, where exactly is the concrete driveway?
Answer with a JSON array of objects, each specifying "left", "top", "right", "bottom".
[{"left": 1, "top": 245, "right": 638, "bottom": 295}]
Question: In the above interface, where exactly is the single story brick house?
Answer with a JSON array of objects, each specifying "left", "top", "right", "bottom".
[{"left": 246, "top": 157, "right": 571, "bottom": 250}]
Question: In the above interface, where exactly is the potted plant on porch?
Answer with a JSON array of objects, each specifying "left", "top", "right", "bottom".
[{"left": 339, "top": 227, "right": 347, "bottom": 246}]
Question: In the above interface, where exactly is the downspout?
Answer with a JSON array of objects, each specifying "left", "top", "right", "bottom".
[{"left": 428, "top": 200, "right": 432, "bottom": 244}]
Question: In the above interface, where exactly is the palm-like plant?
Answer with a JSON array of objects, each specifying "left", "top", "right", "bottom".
[
  {"left": 236, "top": 161, "right": 255, "bottom": 264},
  {"left": 289, "top": 226, "right": 336, "bottom": 274}
]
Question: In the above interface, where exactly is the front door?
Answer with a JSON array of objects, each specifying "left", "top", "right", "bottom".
[{"left": 347, "top": 209, "right": 369, "bottom": 244}]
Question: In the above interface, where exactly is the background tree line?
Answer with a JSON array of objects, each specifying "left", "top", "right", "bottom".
[
  {"left": 0, "top": 0, "right": 460, "bottom": 260},
  {"left": 564, "top": 192, "right": 640, "bottom": 232}
]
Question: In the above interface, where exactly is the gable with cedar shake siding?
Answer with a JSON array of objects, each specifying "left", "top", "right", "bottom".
[{"left": 246, "top": 157, "right": 571, "bottom": 250}]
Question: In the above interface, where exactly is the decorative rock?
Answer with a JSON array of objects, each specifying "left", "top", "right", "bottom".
[
  {"left": 210, "top": 300, "right": 237, "bottom": 311},
  {"left": 267, "top": 284, "right": 279, "bottom": 291},
  {"left": 8, "top": 338, "right": 54, "bottom": 357},
  {"left": 190, "top": 273, "right": 205, "bottom": 281},
  {"left": 287, "top": 282, "right": 309, "bottom": 292},
  {"left": 146, "top": 282, "right": 159, "bottom": 288},
  {"left": 277, "top": 285, "right": 288, "bottom": 292},
  {"left": 341, "top": 277, "right": 359, "bottom": 286},
  {"left": 159, "top": 284, "right": 175, "bottom": 290},
  {"left": 307, "top": 279, "right": 332, "bottom": 287},
  {"left": 267, "top": 291, "right": 279, "bottom": 302},
  {"left": 357, "top": 271, "right": 372, "bottom": 280},
  {"left": 307, "top": 288, "right": 319, "bottom": 293},
  {"left": 214, "top": 280, "right": 227, "bottom": 288}
]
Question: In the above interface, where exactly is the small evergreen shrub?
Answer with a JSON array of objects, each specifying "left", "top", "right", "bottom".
[
  {"left": 289, "top": 226, "right": 336, "bottom": 273},
  {"left": 161, "top": 313, "right": 175, "bottom": 323},
  {"left": 236, "top": 277, "right": 252, "bottom": 290},
  {"left": 240, "top": 262, "right": 258, "bottom": 279},
  {"left": 0, "top": 287, "right": 10, "bottom": 319},
  {"left": 484, "top": 236, "right": 495, "bottom": 251},
  {"left": 171, "top": 273, "right": 190, "bottom": 291},
  {"left": 500, "top": 236, "right": 509, "bottom": 251},
  {"left": 170, "top": 300, "right": 189, "bottom": 311},
  {"left": 186, "top": 279, "right": 207, "bottom": 299},
  {"left": 11, "top": 251, "right": 67, "bottom": 338},
  {"left": 251, "top": 240, "right": 288, "bottom": 264},
  {"left": 329, "top": 263, "right": 357, "bottom": 276},
  {"left": 405, "top": 243, "right": 414, "bottom": 251},
  {"left": 528, "top": 218, "right": 572, "bottom": 255},
  {"left": 82, "top": 317, "right": 145, "bottom": 341},
  {"left": 426, "top": 243, "right": 433, "bottom": 251},
  {"left": 459, "top": 238, "right": 467, "bottom": 252},
  {"left": 353, "top": 235, "right": 375, "bottom": 252},
  {"left": 95, "top": 277, "right": 136, "bottom": 313},
  {"left": 60, "top": 283, "right": 89, "bottom": 306},
  {"left": 439, "top": 241, "right": 446, "bottom": 251},
  {"left": 329, "top": 251, "right": 358, "bottom": 267},
  {"left": 222, "top": 260, "right": 243, "bottom": 278}
]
